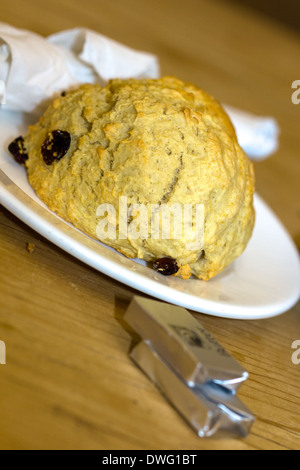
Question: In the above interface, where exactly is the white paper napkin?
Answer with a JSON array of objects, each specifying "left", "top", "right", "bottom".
[
  {"left": 0, "top": 23, "right": 279, "bottom": 160},
  {"left": 224, "top": 105, "right": 280, "bottom": 160},
  {"left": 0, "top": 23, "right": 159, "bottom": 113}
]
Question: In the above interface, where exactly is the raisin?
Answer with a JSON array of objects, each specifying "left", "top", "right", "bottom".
[
  {"left": 153, "top": 257, "right": 179, "bottom": 276},
  {"left": 41, "top": 130, "right": 71, "bottom": 165},
  {"left": 8, "top": 136, "right": 28, "bottom": 165}
]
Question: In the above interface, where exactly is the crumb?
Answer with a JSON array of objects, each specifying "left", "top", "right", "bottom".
[
  {"left": 26, "top": 242, "right": 35, "bottom": 254},
  {"left": 174, "top": 264, "right": 192, "bottom": 280}
]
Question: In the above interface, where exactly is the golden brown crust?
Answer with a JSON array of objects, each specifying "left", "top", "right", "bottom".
[{"left": 24, "top": 77, "right": 255, "bottom": 280}]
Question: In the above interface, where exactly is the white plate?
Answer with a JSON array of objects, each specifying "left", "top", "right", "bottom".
[{"left": 1, "top": 108, "right": 299, "bottom": 320}]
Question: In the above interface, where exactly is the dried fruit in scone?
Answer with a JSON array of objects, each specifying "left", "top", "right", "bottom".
[
  {"left": 20, "top": 77, "right": 255, "bottom": 280},
  {"left": 8, "top": 136, "right": 28, "bottom": 165}
]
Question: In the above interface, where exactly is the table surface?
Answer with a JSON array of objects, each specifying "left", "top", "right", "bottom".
[{"left": 0, "top": 0, "right": 300, "bottom": 450}]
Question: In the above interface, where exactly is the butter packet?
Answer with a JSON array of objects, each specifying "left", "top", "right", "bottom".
[
  {"left": 125, "top": 296, "right": 255, "bottom": 438},
  {"left": 125, "top": 297, "right": 248, "bottom": 391}
]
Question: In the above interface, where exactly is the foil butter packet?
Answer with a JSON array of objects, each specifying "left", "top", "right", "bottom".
[
  {"left": 125, "top": 296, "right": 255, "bottom": 438},
  {"left": 125, "top": 297, "right": 248, "bottom": 391}
]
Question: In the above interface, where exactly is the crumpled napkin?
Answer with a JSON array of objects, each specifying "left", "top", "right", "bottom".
[
  {"left": 0, "top": 23, "right": 279, "bottom": 160},
  {"left": 0, "top": 23, "right": 159, "bottom": 113},
  {"left": 224, "top": 105, "right": 279, "bottom": 160}
]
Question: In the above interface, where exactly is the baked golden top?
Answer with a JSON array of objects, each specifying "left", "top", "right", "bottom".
[{"left": 24, "top": 76, "right": 255, "bottom": 280}]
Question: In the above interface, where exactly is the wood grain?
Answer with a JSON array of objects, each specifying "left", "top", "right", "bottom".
[{"left": 0, "top": 0, "right": 300, "bottom": 450}]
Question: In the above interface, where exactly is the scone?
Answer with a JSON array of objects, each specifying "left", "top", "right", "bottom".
[{"left": 14, "top": 77, "right": 255, "bottom": 280}]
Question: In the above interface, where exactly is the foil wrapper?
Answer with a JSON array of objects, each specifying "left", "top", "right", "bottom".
[
  {"left": 125, "top": 296, "right": 255, "bottom": 438},
  {"left": 125, "top": 297, "right": 248, "bottom": 391},
  {"left": 131, "top": 341, "right": 255, "bottom": 438}
]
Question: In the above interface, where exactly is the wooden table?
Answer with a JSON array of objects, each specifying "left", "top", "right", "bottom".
[{"left": 0, "top": 0, "right": 300, "bottom": 450}]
